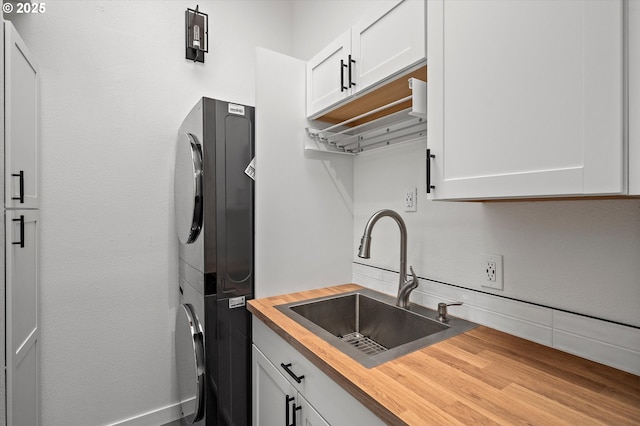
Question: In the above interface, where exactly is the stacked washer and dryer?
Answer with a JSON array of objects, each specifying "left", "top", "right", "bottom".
[{"left": 174, "top": 98, "right": 255, "bottom": 425}]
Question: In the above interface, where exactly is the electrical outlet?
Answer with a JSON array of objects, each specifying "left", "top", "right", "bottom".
[
  {"left": 486, "top": 261, "right": 497, "bottom": 281},
  {"left": 404, "top": 187, "right": 417, "bottom": 212},
  {"left": 481, "top": 254, "right": 503, "bottom": 290}
]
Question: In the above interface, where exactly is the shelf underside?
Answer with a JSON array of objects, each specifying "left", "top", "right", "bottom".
[{"left": 316, "top": 65, "right": 427, "bottom": 127}]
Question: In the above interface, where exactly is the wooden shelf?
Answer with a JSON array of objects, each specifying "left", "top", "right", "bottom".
[{"left": 316, "top": 64, "right": 427, "bottom": 127}]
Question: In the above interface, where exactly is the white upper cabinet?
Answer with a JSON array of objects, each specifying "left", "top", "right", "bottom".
[
  {"left": 5, "top": 21, "right": 39, "bottom": 209},
  {"left": 428, "top": 0, "right": 637, "bottom": 200},
  {"left": 307, "top": 0, "right": 426, "bottom": 118},
  {"left": 306, "top": 30, "right": 352, "bottom": 117},
  {"left": 351, "top": 0, "right": 425, "bottom": 94}
]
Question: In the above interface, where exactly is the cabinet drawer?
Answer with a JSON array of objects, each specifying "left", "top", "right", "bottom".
[{"left": 252, "top": 317, "right": 384, "bottom": 426}]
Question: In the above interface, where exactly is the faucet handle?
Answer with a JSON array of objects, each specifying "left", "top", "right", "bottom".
[
  {"left": 408, "top": 266, "right": 418, "bottom": 283},
  {"left": 397, "top": 266, "right": 419, "bottom": 309},
  {"left": 437, "top": 301, "right": 463, "bottom": 323}
]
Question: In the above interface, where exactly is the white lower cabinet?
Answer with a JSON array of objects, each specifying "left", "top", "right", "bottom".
[
  {"left": 296, "top": 394, "right": 328, "bottom": 426},
  {"left": 6, "top": 210, "right": 40, "bottom": 426},
  {"left": 252, "top": 317, "right": 385, "bottom": 426},
  {"left": 253, "top": 346, "right": 328, "bottom": 426}
]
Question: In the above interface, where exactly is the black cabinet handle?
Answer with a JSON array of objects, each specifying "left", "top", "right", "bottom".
[
  {"left": 285, "top": 395, "right": 301, "bottom": 426},
  {"left": 348, "top": 54, "right": 356, "bottom": 88},
  {"left": 340, "top": 59, "right": 348, "bottom": 92},
  {"left": 426, "top": 149, "right": 435, "bottom": 193},
  {"left": 285, "top": 395, "right": 294, "bottom": 426},
  {"left": 12, "top": 170, "right": 24, "bottom": 204},
  {"left": 292, "top": 403, "right": 301, "bottom": 426},
  {"left": 280, "top": 363, "right": 304, "bottom": 383},
  {"left": 12, "top": 215, "right": 25, "bottom": 248}
]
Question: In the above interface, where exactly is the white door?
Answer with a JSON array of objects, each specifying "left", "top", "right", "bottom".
[
  {"left": 5, "top": 21, "right": 39, "bottom": 209},
  {"left": 351, "top": 0, "right": 425, "bottom": 94},
  {"left": 306, "top": 30, "right": 352, "bottom": 117},
  {"left": 252, "top": 345, "right": 298, "bottom": 426},
  {"left": 6, "top": 210, "right": 39, "bottom": 426},
  {"left": 428, "top": 0, "right": 625, "bottom": 200}
]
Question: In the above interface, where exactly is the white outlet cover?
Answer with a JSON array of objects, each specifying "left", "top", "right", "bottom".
[
  {"left": 481, "top": 254, "right": 503, "bottom": 290},
  {"left": 404, "top": 187, "right": 417, "bottom": 212}
]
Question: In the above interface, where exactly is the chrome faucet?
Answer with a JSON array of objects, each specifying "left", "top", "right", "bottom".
[{"left": 357, "top": 209, "right": 419, "bottom": 308}]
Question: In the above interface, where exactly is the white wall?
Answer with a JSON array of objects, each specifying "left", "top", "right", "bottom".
[
  {"left": 352, "top": 140, "right": 640, "bottom": 327},
  {"left": 8, "top": 2, "right": 292, "bottom": 425},
  {"left": 290, "top": 1, "right": 640, "bottom": 328},
  {"left": 291, "top": 0, "right": 392, "bottom": 60},
  {"left": 255, "top": 48, "right": 354, "bottom": 298}
]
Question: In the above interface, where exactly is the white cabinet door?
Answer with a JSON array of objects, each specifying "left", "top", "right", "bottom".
[
  {"left": 252, "top": 317, "right": 386, "bottom": 426},
  {"left": 428, "top": 0, "right": 625, "bottom": 200},
  {"left": 253, "top": 345, "right": 330, "bottom": 426},
  {"left": 6, "top": 210, "right": 40, "bottom": 426},
  {"left": 297, "top": 394, "right": 329, "bottom": 426},
  {"left": 252, "top": 345, "right": 298, "bottom": 426},
  {"left": 306, "top": 30, "right": 352, "bottom": 117},
  {"left": 5, "top": 21, "right": 39, "bottom": 209},
  {"left": 306, "top": 1, "right": 426, "bottom": 119},
  {"left": 351, "top": 0, "right": 425, "bottom": 94}
]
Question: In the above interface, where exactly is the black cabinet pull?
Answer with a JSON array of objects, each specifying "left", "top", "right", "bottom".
[
  {"left": 348, "top": 54, "right": 356, "bottom": 88},
  {"left": 285, "top": 395, "right": 301, "bottom": 426},
  {"left": 280, "top": 363, "right": 304, "bottom": 383},
  {"left": 426, "top": 149, "right": 435, "bottom": 193},
  {"left": 340, "top": 59, "right": 348, "bottom": 92},
  {"left": 292, "top": 403, "right": 301, "bottom": 426},
  {"left": 285, "top": 395, "right": 294, "bottom": 426},
  {"left": 12, "top": 215, "right": 25, "bottom": 248},
  {"left": 12, "top": 170, "right": 24, "bottom": 204}
]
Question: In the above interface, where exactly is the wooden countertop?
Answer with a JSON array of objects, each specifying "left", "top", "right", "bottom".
[{"left": 248, "top": 284, "right": 640, "bottom": 425}]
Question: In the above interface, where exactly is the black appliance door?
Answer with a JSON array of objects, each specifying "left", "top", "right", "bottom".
[
  {"left": 205, "top": 295, "right": 251, "bottom": 426},
  {"left": 211, "top": 102, "right": 254, "bottom": 296},
  {"left": 175, "top": 133, "right": 203, "bottom": 244},
  {"left": 175, "top": 303, "right": 205, "bottom": 424}
]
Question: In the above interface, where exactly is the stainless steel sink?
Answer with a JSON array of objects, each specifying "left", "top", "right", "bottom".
[{"left": 276, "top": 288, "right": 478, "bottom": 368}]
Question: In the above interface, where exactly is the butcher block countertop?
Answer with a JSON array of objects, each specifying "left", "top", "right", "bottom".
[{"left": 247, "top": 284, "right": 640, "bottom": 425}]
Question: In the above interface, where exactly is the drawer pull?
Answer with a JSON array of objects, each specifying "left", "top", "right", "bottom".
[{"left": 280, "top": 363, "right": 305, "bottom": 383}]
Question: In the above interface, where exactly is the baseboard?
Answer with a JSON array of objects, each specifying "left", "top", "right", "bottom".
[{"left": 109, "top": 401, "right": 182, "bottom": 426}]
